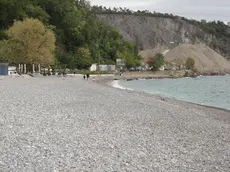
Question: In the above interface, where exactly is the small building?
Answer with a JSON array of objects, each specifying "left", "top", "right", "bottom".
[
  {"left": 98, "top": 64, "right": 116, "bottom": 71},
  {"left": 107, "top": 65, "right": 116, "bottom": 71},
  {"left": 116, "top": 59, "right": 125, "bottom": 66},
  {"left": 99, "top": 65, "right": 108, "bottom": 71},
  {"left": 0, "top": 63, "right": 9, "bottom": 75},
  {"left": 89, "top": 63, "right": 97, "bottom": 71},
  {"left": 8, "top": 66, "right": 17, "bottom": 75},
  {"left": 116, "top": 59, "right": 126, "bottom": 70}
]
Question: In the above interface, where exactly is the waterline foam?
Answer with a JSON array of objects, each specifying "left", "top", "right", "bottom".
[{"left": 111, "top": 80, "right": 133, "bottom": 91}]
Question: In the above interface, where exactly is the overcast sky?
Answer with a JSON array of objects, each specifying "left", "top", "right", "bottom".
[{"left": 89, "top": 0, "right": 230, "bottom": 23}]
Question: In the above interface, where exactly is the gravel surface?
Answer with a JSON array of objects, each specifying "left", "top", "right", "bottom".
[{"left": 0, "top": 76, "right": 230, "bottom": 171}]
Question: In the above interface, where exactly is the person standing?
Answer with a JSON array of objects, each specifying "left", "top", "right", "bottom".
[{"left": 83, "top": 74, "right": 86, "bottom": 80}]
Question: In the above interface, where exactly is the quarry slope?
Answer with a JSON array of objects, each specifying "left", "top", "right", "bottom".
[{"left": 165, "top": 44, "right": 230, "bottom": 73}]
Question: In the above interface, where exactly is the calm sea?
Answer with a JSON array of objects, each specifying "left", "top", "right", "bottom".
[{"left": 116, "top": 75, "right": 230, "bottom": 110}]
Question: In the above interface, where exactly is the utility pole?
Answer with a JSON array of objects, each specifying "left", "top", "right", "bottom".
[{"left": 98, "top": 52, "right": 100, "bottom": 66}]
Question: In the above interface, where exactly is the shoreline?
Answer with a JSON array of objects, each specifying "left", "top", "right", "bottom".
[
  {"left": 95, "top": 75, "right": 230, "bottom": 114},
  {"left": 3, "top": 74, "right": 230, "bottom": 113},
  {"left": 93, "top": 70, "right": 230, "bottom": 82}
]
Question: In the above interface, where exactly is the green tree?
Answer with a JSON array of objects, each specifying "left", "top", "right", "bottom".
[
  {"left": 155, "top": 53, "right": 164, "bottom": 67},
  {"left": 115, "top": 51, "right": 137, "bottom": 68},
  {"left": 124, "top": 53, "right": 135, "bottom": 67},
  {"left": 134, "top": 59, "right": 141, "bottom": 66},
  {"left": 148, "top": 53, "right": 164, "bottom": 71},
  {"left": 0, "top": 0, "right": 49, "bottom": 29},
  {"left": 185, "top": 57, "right": 195, "bottom": 70},
  {"left": 0, "top": 30, "right": 7, "bottom": 40},
  {"left": 0, "top": 40, "right": 9, "bottom": 62},
  {"left": 55, "top": 51, "right": 75, "bottom": 69},
  {"left": 76, "top": 47, "right": 92, "bottom": 69},
  {"left": 6, "top": 18, "right": 56, "bottom": 67}
]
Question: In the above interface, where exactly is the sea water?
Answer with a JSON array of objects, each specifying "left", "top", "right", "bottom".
[{"left": 118, "top": 75, "right": 230, "bottom": 110}]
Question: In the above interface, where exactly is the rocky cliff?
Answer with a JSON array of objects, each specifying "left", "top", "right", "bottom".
[{"left": 97, "top": 14, "right": 230, "bottom": 59}]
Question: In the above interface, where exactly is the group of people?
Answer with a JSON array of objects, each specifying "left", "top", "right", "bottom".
[
  {"left": 83, "top": 73, "right": 89, "bottom": 80},
  {"left": 83, "top": 73, "right": 95, "bottom": 82}
]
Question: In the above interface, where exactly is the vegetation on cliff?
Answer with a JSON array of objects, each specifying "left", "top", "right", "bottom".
[{"left": 0, "top": 0, "right": 140, "bottom": 69}]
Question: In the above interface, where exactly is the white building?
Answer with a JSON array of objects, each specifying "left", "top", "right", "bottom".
[
  {"left": 89, "top": 63, "right": 97, "bottom": 71},
  {"left": 99, "top": 65, "right": 116, "bottom": 71},
  {"left": 107, "top": 65, "right": 116, "bottom": 71},
  {"left": 8, "top": 66, "right": 17, "bottom": 75},
  {"left": 99, "top": 65, "right": 108, "bottom": 71},
  {"left": 116, "top": 59, "right": 125, "bottom": 69}
]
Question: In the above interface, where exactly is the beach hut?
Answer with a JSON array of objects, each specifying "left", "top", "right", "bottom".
[
  {"left": 8, "top": 66, "right": 17, "bottom": 75},
  {"left": 0, "top": 63, "right": 9, "bottom": 75}
]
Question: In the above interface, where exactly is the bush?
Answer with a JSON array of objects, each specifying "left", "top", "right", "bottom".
[
  {"left": 185, "top": 57, "right": 195, "bottom": 70},
  {"left": 148, "top": 53, "right": 164, "bottom": 71}
]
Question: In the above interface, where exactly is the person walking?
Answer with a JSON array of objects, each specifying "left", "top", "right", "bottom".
[
  {"left": 83, "top": 74, "right": 86, "bottom": 80},
  {"left": 86, "top": 73, "right": 90, "bottom": 80}
]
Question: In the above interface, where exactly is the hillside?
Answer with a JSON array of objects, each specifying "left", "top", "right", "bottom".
[
  {"left": 1, "top": 1, "right": 230, "bottom": 71},
  {"left": 164, "top": 44, "right": 230, "bottom": 73},
  {"left": 0, "top": 0, "right": 140, "bottom": 69},
  {"left": 96, "top": 13, "right": 230, "bottom": 59}
]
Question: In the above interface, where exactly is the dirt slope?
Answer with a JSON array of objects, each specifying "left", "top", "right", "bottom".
[
  {"left": 139, "top": 47, "right": 171, "bottom": 59},
  {"left": 164, "top": 44, "right": 230, "bottom": 73}
]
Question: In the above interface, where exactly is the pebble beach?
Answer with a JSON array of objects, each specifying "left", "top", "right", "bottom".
[{"left": 0, "top": 76, "right": 230, "bottom": 171}]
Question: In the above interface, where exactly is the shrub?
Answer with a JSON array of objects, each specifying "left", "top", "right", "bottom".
[
  {"left": 148, "top": 53, "right": 164, "bottom": 71},
  {"left": 185, "top": 57, "right": 195, "bottom": 70}
]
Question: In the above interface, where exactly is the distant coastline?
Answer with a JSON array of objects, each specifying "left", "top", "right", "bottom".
[{"left": 94, "top": 70, "right": 230, "bottom": 84}]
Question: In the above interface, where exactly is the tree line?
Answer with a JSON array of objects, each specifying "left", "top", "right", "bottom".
[
  {"left": 0, "top": 0, "right": 140, "bottom": 70},
  {"left": 91, "top": 6, "right": 176, "bottom": 19}
]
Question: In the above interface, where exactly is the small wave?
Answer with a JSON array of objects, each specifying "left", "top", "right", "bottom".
[{"left": 110, "top": 80, "right": 133, "bottom": 91}]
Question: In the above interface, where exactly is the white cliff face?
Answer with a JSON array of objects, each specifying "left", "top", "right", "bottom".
[{"left": 97, "top": 14, "right": 226, "bottom": 58}]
